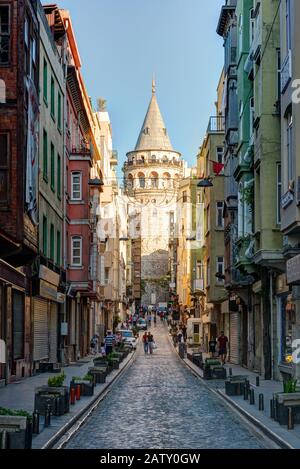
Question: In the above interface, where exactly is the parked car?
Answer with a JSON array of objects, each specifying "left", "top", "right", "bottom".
[
  {"left": 136, "top": 318, "right": 147, "bottom": 331},
  {"left": 118, "top": 329, "right": 137, "bottom": 349}
]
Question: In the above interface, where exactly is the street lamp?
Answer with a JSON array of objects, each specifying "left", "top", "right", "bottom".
[{"left": 197, "top": 178, "right": 214, "bottom": 188}]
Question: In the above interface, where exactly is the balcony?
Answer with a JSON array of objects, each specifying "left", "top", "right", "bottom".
[
  {"left": 110, "top": 150, "right": 118, "bottom": 166},
  {"left": 207, "top": 116, "right": 225, "bottom": 134},
  {"left": 235, "top": 236, "right": 256, "bottom": 275},
  {"left": 70, "top": 142, "right": 91, "bottom": 157}
]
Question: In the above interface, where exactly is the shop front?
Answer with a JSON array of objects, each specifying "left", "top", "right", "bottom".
[
  {"left": 0, "top": 259, "right": 30, "bottom": 384},
  {"left": 32, "top": 265, "right": 61, "bottom": 369}
]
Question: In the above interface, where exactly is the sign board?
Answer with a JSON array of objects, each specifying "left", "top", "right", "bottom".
[
  {"left": 40, "top": 279, "right": 58, "bottom": 301},
  {"left": 39, "top": 265, "right": 60, "bottom": 287},
  {"left": 0, "top": 339, "right": 5, "bottom": 364},
  {"left": 287, "top": 254, "right": 300, "bottom": 285},
  {"left": 61, "top": 323, "right": 68, "bottom": 336},
  {"left": 57, "top": 292, "right": 66, "bottom": 304},
  {"left": 281, "top": 190, "right": 294, "bottom": 210}
]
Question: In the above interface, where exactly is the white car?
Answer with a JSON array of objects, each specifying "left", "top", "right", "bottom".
[{"left": 118, "top": 330, "right": 138, "bottom": 349}]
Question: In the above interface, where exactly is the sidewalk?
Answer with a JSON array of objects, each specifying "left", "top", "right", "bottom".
[
  {"left": 179, "top": 347, "right": 300, "bottom": 449},
  {"left": 0, "top": 350, "right": 135, "bottom": 449}
]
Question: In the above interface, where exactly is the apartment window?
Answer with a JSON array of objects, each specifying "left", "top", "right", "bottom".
[
  {"left": 51, "top": 77, "right": 55, "bottom": 118},
  {"left": 57, "top": 92, "right": 62, "bottom": 130},
  {"left": 216, "top": 202, "right": 224, "bottom": 229},
  {"left": 42, "top": 216, "right": 47, "bottom": 256},
  {"left": 12, "top": 290, "right": 24, "bottom": 360},
  {"left": 216, "top": 147, "right": 224, "bottom": 165},
  {"left": 206, "top": 205, "right": 211, "bottom": 233},
  {"left": 56, "top": 230, "right": 61, "bottom": 266},
  {"left": 238, "top": 14, "right": 243, "bottom": 54},
  {"left": 0, "top": 6, "right": 10, "bottom": 64},
  {"left": 104, "top": 267, "right": 110, "bottom": 285},
  {"left": 71, "top": 236, "right": 82, "bottom": 266},
  {"left": 50, "top": 143, "right": 55, "bottom": 192},
  {"left": 31, "top": 36, "right": 37, "bottom": 84},
  {"left": 50, "top": 223, "right": 54, "bottom": 261},
  {"left": 286, "top": 0, "right": 292, "bottom": 53},
  {"left": 277, "top": 163, "right": 282, "bottom": 225},
  {"left": 196, "top": 261, "right": 204, "bottom": 280},
  {"left": 250, "top": 96, "right": 255, "bottom": 137},
  {"left": 182, "top": 191, "right": 188, "bottom": 203},
  {"left": 43, "top": 59, "right": 48, "bottom": 103},
  {"left": 216, "top": 256, "right": 225, "bottom": 284},
  {"left": 206, "top": 259, "right": 211, "bottom": 288},
  {"left": 71, "top": 172, "right": 82, "bottom": 200},
  {"left": 43, "top": 129, "right": 48, "bottom": 181},
  {"left": 57, "top": 154, "right": 61, "bottom": 199},
  {"left": 0, "top": 133, "right": 9, "bottom": 205},
  {"left": 250, "top": 8, "right": 255, "bottom": 46},
  {"left": 286, "top": 112, "right": 294, "bottom": 182}
]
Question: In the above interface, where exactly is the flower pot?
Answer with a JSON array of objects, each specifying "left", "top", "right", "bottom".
[
  {"left": 88, "top": 367, "right": 107, "bottom": 384},
  {"left": 35, "top": 385, "right": 70, "bottom": 415},
  {"left": 70, "top": 380, "right": 94, "bottom": 396},
  {"left": 0, "top": 416, "right": 32, "bottom": 449}
]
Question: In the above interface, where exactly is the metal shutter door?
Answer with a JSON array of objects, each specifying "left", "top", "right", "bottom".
[
  {"left": 230, "top": 313, "right": 240, "bottom": 365},
  {"left": 49, "top": 302, "right": 57, "bottom": 363},
  {"left": 33, "top": 298, "right": 48, "bottom": 361}
]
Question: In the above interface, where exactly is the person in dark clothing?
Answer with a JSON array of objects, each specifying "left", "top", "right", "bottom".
[
  {"left": 217, "top": 331, "right": 229, "bottom": 365},
  {"left": 147, "top": 332, "right": 155, "bottom": 354},
  {"left": 209, "top": 337, "right": 217, "bottom": 358}
]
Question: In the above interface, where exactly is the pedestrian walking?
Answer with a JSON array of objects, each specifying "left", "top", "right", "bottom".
[
  {"left": 217, "top": 331, "right": 229, "bottom": 365},
  {"left": 142, "top": 331, "right": 148, "bottom": 354},
  {"left": 147, "top": 332, "right": 155, "bottom": 355},
  {"left": 104, "top": 330, "right": 115, "bottom": 356},
  {"left": 147, "top": 313, "right": 152, "bottom": 327},
  {"left": 153, "top": 314, "right": 157, "bottom": 327}
]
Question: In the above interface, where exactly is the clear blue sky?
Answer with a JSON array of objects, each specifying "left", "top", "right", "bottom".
[{"left": 54, "top": 0, "right": 224, "bottom": 179}]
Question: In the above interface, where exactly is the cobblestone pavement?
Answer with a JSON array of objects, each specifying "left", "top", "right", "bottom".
[{"left": 66, "top": 323, "right": 266, "bottom": 449}]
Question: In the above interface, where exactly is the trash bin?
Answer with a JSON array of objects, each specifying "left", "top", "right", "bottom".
[{"left": 178, "top": 342, "right": 186, "bottom": 359}]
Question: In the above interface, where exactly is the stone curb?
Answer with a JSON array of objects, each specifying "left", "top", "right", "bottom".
[
  {"left": 41, "top": 348, "right": 137, "bottom": 449},
  {"left": 174, "top": 344, "right": 296, "bottom": 450}
]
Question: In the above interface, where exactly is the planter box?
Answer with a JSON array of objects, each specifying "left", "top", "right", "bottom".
[
  {"left": 34, "top": 385, "right": 70, "bottom": 416},
  {"left": 112, "top": 359, "right": 119, "bottom": 370},
  {"left": 203, "top": 367, "right": 212, "bottom": 380},
  {"left": 70, "top": 380, "right": 94, "bottom": 396},
  {"left": 0, "top": 416, "right": 32, "bottom": 449},
  {"left": 211, "top": 367, "right": 227, "bottom": 380},
  {"left": 275, "top": 393, "right": 300, "bottom": 426},
  {"left": 225, "top": 378, "right": 247, "bottom": 396},
  {"left": 88, "top": 367, "right": 107, "bottom": 384}
]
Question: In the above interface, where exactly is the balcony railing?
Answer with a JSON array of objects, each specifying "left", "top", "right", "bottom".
[
  {"left": 124, "top": 158, "right": 183, "bottom": 168},
  {"left": 207, "top": 116, "right": 225, "bottom": 134},
  {"left": 71, "top": 143, "right": 91, "bottom": 155}
]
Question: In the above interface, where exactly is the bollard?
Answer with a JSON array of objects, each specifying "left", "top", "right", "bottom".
[
  {"left": 256, "top": 376, "right": 260, "bottom": 387},
  {"left": 70, "top": 386, "right": 76, "bottom": 405},
  {"left": 273, "top": 396, "right": 277, "bottom": 421},
  {"left": 250, "top": 389, "right": 255, "bottom": 405},
  {"left": 75, "top": 384, "right": 81, "bottom": 401},
  {"left": 243, "top": 384, "right": 248, "bottom": 400},
  {"left": 44, "top": 404, "right": 51, "bottom": 427},
  {"left": 32, "top": 410, "right": 40, "bottom": 434},
  {"left": 0, "top": 430, "right": 8, "bottom": 449},
  {"left": 288, "top": 407, "right": 294, "bottom": 430},
  {"left": 259, "top": 394, "right": 264, "bottom": 411},
  {"left": 270, "top": 399, "right": 274, "bottom": 419},
  {"left": 229, "top": 368, "right": 233, "bottom": 377}
]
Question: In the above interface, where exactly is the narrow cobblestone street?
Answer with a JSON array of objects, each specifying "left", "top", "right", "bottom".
[{"left": 66, "top": 323, "right": 266, "bottom": 449}]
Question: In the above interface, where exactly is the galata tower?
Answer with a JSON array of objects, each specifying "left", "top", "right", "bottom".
[{"left": 123, "top": 79, "right": 184, "bottom": 306}]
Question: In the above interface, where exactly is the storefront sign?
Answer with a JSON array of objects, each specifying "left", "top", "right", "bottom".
[
  {"left": 281, "top": 190, "right": 294, "bottom": 209},
  {"left": 57, "top": 292, "right": 66, "bottom": 304},
  {"left": 39, "top": 265, "right": 60, "bottom": 287},
  {"left": 287, "top": 254, "right": 300, "bottom": 285},
  {"left": 40, "top": 280, "right": 58, "bottom": 301}
]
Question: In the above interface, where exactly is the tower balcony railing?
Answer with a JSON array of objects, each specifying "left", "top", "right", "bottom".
[
  {"left": 124, "top": 158, "right": 183, "bottom": 168},
  {"left": 207, "top": 116, "right": 225, "bottom": 134}
]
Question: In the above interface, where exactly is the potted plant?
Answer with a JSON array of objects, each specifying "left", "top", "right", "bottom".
[
  {"left": 88, "top": 367, "right": 107, "bottom": 384},
  {"left": 274, "top": 378, "right": 300, "bottom": 425},
  {"left": 0, "top": 407, "right": 32, "bottom": 449},
  {"left": 70, "top": 374, "right": 94, "bottom": 396},
  {"left": 35, "top": 372, "right": 70, "bottom": 416}
]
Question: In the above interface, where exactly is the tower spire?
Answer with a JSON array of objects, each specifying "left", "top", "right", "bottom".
[{"left": 152, "top": 74, "right": 156, "bottom": 95}]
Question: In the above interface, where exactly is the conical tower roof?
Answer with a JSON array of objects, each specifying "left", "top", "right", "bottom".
[{"left": 134, "top": 79, "right": 174, "bottom": 152}]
